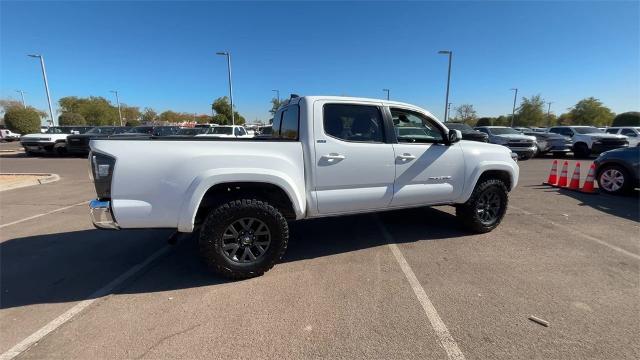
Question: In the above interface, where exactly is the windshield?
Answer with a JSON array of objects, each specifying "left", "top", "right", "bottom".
[
  {"left": 127, "top": 127, "right": 154, "bottom": 134},
  {"left": 489, "top": 127, "right": 521, "bottom": 135},
  {"left": 207, "top": 126, "right": 233, "bottom": 135},
  {"left": 86, "top": 127, "right": 116, "bottom": 135},
  {"left": 446, "top": 123, "right": 473, "bottom": 131},
  {"left": 45, "top": 127, "right": 72, "bottom": 134},
  {"left": 573, "top": 127, "right": 604, "bottom": 134}
]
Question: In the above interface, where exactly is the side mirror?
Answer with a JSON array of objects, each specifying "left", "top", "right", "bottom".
[{"left": 448, "top": 129, "right": 462, "bottom": 144}]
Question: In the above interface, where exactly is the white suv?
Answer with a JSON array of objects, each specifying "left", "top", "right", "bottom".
[
  {"left": 605, "top": 127, "right": 640, "bottom": 147},
  {"left": 548, "top": 126, "right": 628, "bottom": 158}
]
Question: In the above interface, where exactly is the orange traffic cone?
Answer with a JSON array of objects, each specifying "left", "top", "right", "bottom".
[
  {"left": 581, "top": 163, "right": 597, "bottom": 194},
  {"left": 544, "top": 160, "right": 558, "bottom": 185},
  {"left": 567, "top": 162, "right": 581, "bottom": 189},
  {"left": 557, "top": 161, "right": 569, "bottom": 187}
]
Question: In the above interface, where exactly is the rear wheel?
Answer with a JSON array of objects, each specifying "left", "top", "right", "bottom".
[
  {"left": 456, "top": 179, "right": 509, "bottom": 233},
  {"left": 199, "top": 199, "right": 288, "bottom": 279},
  {"left": 597, "top": 165, "right": 630, "bottom": 195},
  {"left": 573, "top": 143, "right": 590, "bottom": 158}
]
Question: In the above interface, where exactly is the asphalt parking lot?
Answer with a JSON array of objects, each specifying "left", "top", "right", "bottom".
[{"left": 1, "top": 150, "right": 638, "bottom": 359}]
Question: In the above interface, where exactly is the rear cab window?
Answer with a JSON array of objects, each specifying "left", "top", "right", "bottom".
[{"left": 272, "top": 104, "right": 300, "bottom": 140}]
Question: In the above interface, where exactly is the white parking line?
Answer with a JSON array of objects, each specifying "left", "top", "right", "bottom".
[
  {"left": 0, "top": 245, "right": 171, "bottom": 360},
  {"left": 376, "top": 218, "right": 466, "bottom": 360},
  {"left": 0, "top": 201, "right": 87, "bottom": 229},
  {"left": 510, "top": 205, "right": 640, "bottom": 261}
]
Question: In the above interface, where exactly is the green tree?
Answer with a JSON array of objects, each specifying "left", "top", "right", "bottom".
[
  {"left": 211, "top": 96, "right": 245, "bottom": 125},
  {"left": 611, "top": 111, "right": 640, "bottom": 127},
  {"left": 58, "top": 112, "right": 86, "bottom": 125},
  {"left": 269, "top": 97, "right": 285, "bottom": 115},
  {"left": 58, "top": 96, "right": 118, "bottom": 126},
  {"left": 141, "top": 107, "right": 158, "bottom": 123},
  {"left": 476, "top": 117, "right": 493, "bottom": 126},
  {"left": 120, "top": 105, "right": 140, "bottom": 124},
  {"left": 125, "top": 119, "right": 141, "bottom": 127},
  {"left": 568, "top": 97, "right": 615, "bottom": 126},
  {"left": 195, "top": 114, "right": 211, "bottom": 124},
  {"left": 158, "top": 110, "right": 180, "bottom": 123},
  {"left": 557, "top": 112, "right": 573, "bottom": 125},
  {"left": 4, "top": 107, "right": 41, "bottom": 134},
  {"left": 453, "top": 104, "right": 477, "bottom": 125},
  {"left": 516, "top": 95, "right": 546, "bottom": 127}
]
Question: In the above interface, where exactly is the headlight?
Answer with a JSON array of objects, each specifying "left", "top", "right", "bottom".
[{"left": 90, "top": 152, "right": 116, "bottom": 199}]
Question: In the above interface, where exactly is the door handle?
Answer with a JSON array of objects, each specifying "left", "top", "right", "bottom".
[
  {"left": 323, "top": 153, "right": 346, "bottom": 161},
  {"left": 397, "top": 153, "right": 416, "bottom": 161}
]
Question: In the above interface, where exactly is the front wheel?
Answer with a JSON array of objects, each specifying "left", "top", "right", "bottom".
[
  {"left": 456, "top": 179, "right": 509, "bottom": 233},
  {"left": 573, "top": 143, "right": 590, "bottom": 158},
  {"left": 597, "top": 165, "right": 630, "bottom": 195},
  {"left": 199, "top": 199, "right": 289, "bottom": 279}
]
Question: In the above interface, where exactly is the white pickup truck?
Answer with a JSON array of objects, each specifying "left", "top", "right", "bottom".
[{"left": 89, "top": 96, "right": 519, "bottom": 279}]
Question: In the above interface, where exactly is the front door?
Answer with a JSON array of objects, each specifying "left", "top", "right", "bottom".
[
  {"left": 390, "top": 108, "right": 465, "bottom": 206},
  {"left": 312, "top": 101, "right": 396, "bottom": 214}
]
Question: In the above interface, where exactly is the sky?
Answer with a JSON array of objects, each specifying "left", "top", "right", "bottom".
[{"left": 1, "top": 1, "right": 639, "bottom": 123}]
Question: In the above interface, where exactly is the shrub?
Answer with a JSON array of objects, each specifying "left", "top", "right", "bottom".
[
  {"left": 58, "top": 112, "right": 86, "bottom": 126},
  {"left": 475, "top": 117, "right": 493, "bottom": 126},
  {"left": 4, "top": 107, "right": 41, "bottom": 135},
  {"left": 125, "top": 119, "right": 140, "bottom": 127},
  {"left": 611, "top": 112, "right": 640, "bottom": 127}
]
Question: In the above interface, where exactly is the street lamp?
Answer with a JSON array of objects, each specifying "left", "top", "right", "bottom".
[
  {"left": 216, "top": 51, "right": 235, "bottom": 126},
  {"left": 383, "top": 88, "right": 390, "bottom": 100},
  {"left": 110, "top": 90, "right": 123, "bottom": 126},
  {"left": 448, "top": 102, "right": 452, "bottom": 119},
  {"left": 547, "top": 101, "right": 553, "bottom": 126},
  {"left": 438, "top": 50, "right": 453, "bottom": 122},
  {"left": 272, "top": 89, "right": 280, "bottom": 103},
  {"left": 510, "top": 88, "right": 518, "bottom": 127},
  {"left": 16, "top": 90, "right": 26, "bottom": 108},
  {"left": 27, "top": 54, "right": 55, "bottom": 126}
]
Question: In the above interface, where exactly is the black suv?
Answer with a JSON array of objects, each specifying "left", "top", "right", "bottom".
[
  {"left": 444, "top": 122, "right": 488, "bottom": 142},
  {"left": 67, "top": 126, "right": 131, "bottom": 155}
]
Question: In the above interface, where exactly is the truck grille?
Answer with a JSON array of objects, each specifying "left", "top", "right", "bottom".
[{"left": 507, "top": 140, "right": 534, "bottom": 147}]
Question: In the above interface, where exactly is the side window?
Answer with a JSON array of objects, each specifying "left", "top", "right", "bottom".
[
  {"left": 391, "top": 108, "right": 444, "bottom": 143},
  {"left": 323, "top": 104, "right": 384, "bottom": 143},
  {"left": 279, "top": 105, "right": 299, "bottom": 140},
  {"left": 239, "top": 127, "right": 247, "bottom": 136},
  {"left": 234, "top": 127, "right": 241, "bottom": 136},
  {"left": 621, "top": 128, "right": 637, "bottom": 137},
  {"left": 272, "top": 109, "right": 284, "bottom": 138},
  {"left": 606, "top": 128, "right": 619, "bottom": 134}
]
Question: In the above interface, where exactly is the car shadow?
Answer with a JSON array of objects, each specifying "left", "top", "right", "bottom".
[{"left": 0, "top": 207, "right": 466, "bottom": 309}]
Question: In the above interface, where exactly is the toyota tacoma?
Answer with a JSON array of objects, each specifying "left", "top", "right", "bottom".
[{"left": 88, "top": 96, "right": 519, "bottom": 279}]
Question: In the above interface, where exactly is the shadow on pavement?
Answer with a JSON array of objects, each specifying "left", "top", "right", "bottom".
[
  {"left": 527, "top": 184, "right": 640, "bottom": 222},
  {"left": 0, "top": 207, "right": 465, "bottom": 309}
]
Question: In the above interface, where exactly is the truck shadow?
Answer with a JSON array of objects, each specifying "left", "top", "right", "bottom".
[{"left": 0, "top": 207, "right": 466, "bottom": 310}]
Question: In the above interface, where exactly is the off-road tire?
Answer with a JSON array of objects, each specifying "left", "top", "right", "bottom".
[
  {"left": 199, "top": 199, "right": 288, "bottom": 279},
  {"left": 456, "top": 179, "right": 509, "bottom": 233}
]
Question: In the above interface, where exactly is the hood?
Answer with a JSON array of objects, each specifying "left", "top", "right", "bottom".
[
  {"left": 580, "top": 133, "right": 627, "bottom": 139},
  {"left": 21, "top": 133, "right": 68, "bottom": 140},
  {"left": 494, "top": 134, "right": 537, "bottom": 141}
]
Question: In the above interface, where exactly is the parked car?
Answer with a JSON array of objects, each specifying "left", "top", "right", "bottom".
[
  {"left": 112, "top": 125, "right": 180, "bottom": 137},
  {"left": 66, "top": 126, "right": 131, "bottom": 155},
  {"left": 594, "top": 147, "right": 640, "bottom": 195},
  {"left": 88, "top": 95, "right": 519, "bottom": 279},
  {"left": 20, "top": 126, "right": 92, "bottom": 155},
  {"left": 444, "top": 122, "right": 489, "bottom": 142},
  {"left": 196, "top": 125, "right": 252, "bottom": 138},
  {"left": 548, "top": 126, "right": 628, "bottom": 158},
  {"left": 254, "top": 125, "right": 273, "bottom": 139},
  {"left": 194, "top": 124, "right": 218, "bottom": 129},
  {"left": 474, "top": 126, "right": 537, "bottom": 159},
  {"left": 605, "top": 127, "right": 640, "bottom": 147},
  {"left": 0, "top": 128, "right": 21, "bottom": 142},
  {"left": 169, "top": 127, "right": 209, "bottom": 137},
  {"left": 521, "top": 130, "right": 572, "bottom": 156}
]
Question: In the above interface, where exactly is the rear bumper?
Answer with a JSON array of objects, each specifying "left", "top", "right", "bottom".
[{"left": 89, "top": 199, "right": 119, "bottom": 229}]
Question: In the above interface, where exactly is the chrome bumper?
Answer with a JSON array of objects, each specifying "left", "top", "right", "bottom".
[{"left": 89, "top": 199, "right": 119, "bottom": 229}]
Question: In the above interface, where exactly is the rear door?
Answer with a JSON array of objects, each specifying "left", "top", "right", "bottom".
[
  {"left": 312, "top": 100, "right": 396, "bottom": 214},
  {"left": 390, "top": 107, "right": 465, "bottom": 206}
]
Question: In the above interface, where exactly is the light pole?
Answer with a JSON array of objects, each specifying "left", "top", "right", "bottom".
[
  {"left": 272, "top": 89, "right": 280, "bottom": 103},
  {"left": 438, "top": 50, "right": 453, "bottom": 122},
  {"left": 448, "top": 102, "right": 452, "bottom": 120},
  {"left": 547, "top": 101, "right": 553, "bottom": 126},
  {"left": 110, "top": 90, "right": 123, "bottom": 126},
  {"left": 16, "top": 90, "right": 26, "bottom": 108},
  {"left": 383, "top": 88, "right": 390, "bottom": 100},
  {"left": 27, "top": 54, "right": 55, "bottom": 126},
  {"left": 216, "top": 51, "right": 234, "bottom": 125},
  {"left": 510, "top": 88, "right": 518, "bottom": 127}
]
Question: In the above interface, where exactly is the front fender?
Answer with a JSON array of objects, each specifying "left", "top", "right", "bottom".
[
  {"left": 177, "top": 168, "right": 305, "bottom": 232},
  {"left": 455, "top": 161, "right": 519, "bottom": 203}
]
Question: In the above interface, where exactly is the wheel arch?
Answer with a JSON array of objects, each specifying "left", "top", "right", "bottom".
[
  {"left": 177, "top": 170, "right": 305, "bottom": 232},
  {"left": 457, "top": 162, "right": 517, "bottom": 203}
]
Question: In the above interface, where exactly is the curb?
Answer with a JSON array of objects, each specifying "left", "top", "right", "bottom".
[{"left": 0, "top": 173, "right": 60, "bottom": 192}]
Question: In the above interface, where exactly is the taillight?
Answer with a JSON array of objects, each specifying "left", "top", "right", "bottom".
[{"left": 90, "top": 152, "right": 116, "bottom": 199}]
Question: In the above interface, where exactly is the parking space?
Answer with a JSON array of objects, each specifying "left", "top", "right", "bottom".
[{"left": 1, "top": 155, "right": 638, "bottom": 359}]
